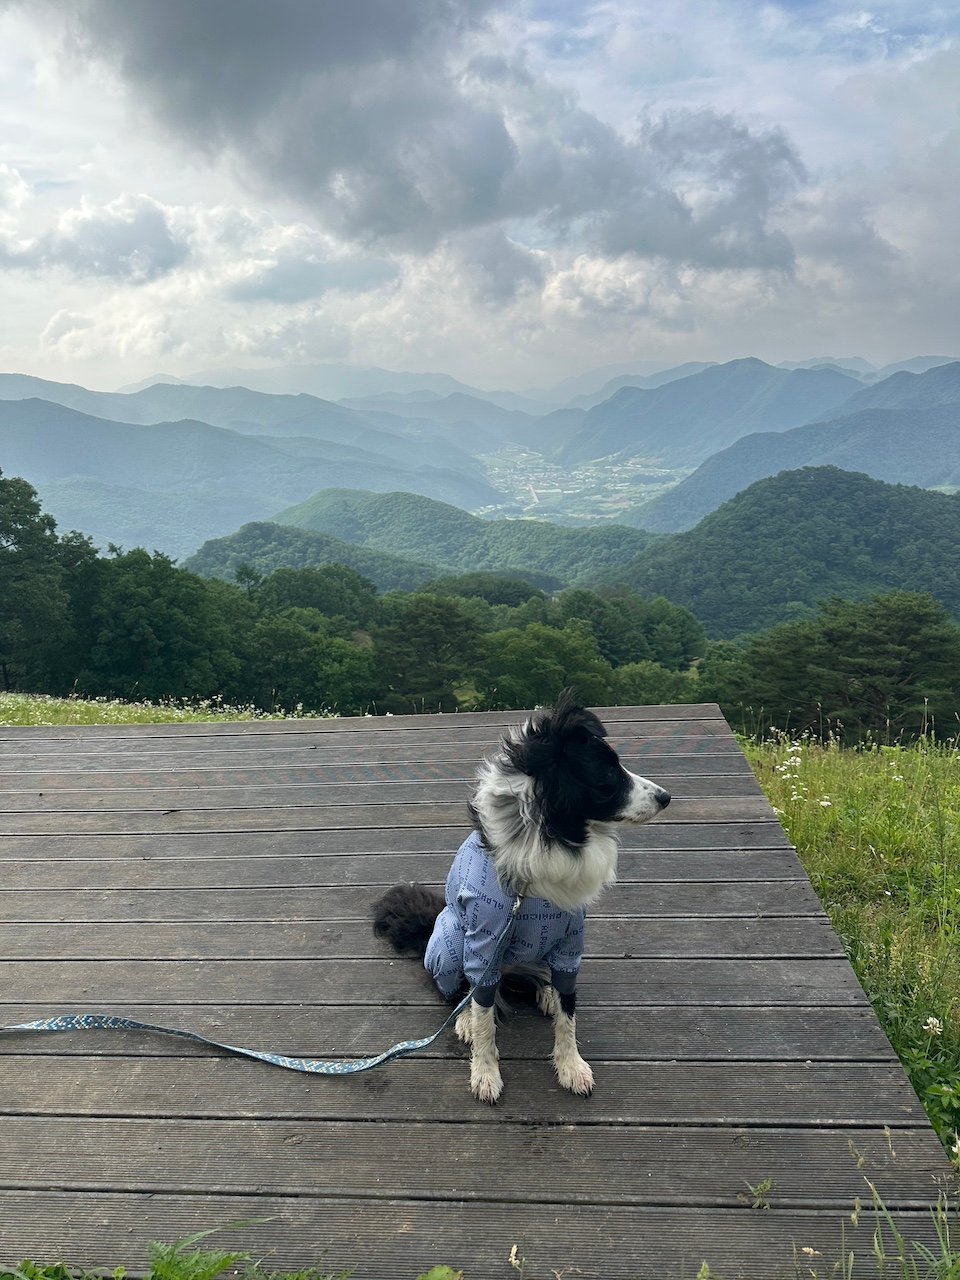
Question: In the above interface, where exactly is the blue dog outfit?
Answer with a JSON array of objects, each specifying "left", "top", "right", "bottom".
[{"left": 424, "top": 830, "right": 585, "bottom": 1007}]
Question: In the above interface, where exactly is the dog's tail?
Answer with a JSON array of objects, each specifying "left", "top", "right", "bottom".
[{"left": 372, "top": 883, "right": 445, "bottom": 958}]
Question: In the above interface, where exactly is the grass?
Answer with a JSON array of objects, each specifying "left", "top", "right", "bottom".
[
  {"left": 3, "top": 1197, "right": 959, "bottom": 1280},
  {"left": 0, "top": 1229, "right": 464, "bottom": 1280},
  {"left": 743, "top": 731, "right": 960, "bottom": 1157},
  {"left": 0, "top": 693, "right": 311, "bottom": 726}
]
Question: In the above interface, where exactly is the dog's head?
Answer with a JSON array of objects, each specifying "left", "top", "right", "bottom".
[{"left": 496, "top": 690, "right": 670, "bottom": 849}]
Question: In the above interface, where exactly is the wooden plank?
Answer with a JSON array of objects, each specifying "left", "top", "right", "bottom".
[
  {"left": 0, "top": 848, "right": 805, "bottom": 881},
  {"left": 0, "top": 755, "right": 759, "bottom": 787},
  {"left": 0, "top": 1191, "right": 944, "bottom": 1280},
  {"left": 0, "top": 1116, "right": 945, "bottom": 1208},
  {"left": 0, "top": 795, "right": 778, "bottom": 835},
  {"left": 0, "top": 1056, "right": 927, "bottom": 1126},
  {"left": 0, "top": 847, "right": 808, "bottom": 882},
  {"left": 0, "top": 916, "right": 846, "bottom": 960},
  {"left": 0, "top": 702, "right": 950, "bottom": 1280},
  {"left": 0, "top": 717, "right": 734, "bottom": 754},
  {"left": 0, "top": 703, "right": 725, "bottom": 740},
  {"left": 0, "top": 850, "right": 807, "bottom": 889},
  {"left": 0, "top": 880, "right": 821, "bottom": 921},
  {"left": 0, "top": 1002, "right": 900, "bottom": 1060},
  {"left": 0, "top": 774, "right": 765, "bottom": 809},
  {"left": 0, "top": 743, "right": 748, "bottom": 770},
  {"left": 0, "top": 821, "right": 794, "bottom": 855},
  {"left": 0, "top": 957, "right": 867, "bottom": 1006}
]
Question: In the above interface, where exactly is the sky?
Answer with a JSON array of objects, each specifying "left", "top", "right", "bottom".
[{"left": 0, "top": 0, "right": 958, "bottom": 391}]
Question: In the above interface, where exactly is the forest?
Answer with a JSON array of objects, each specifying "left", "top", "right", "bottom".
[{"left": 4, "top": 469, "right": 959, "bottom": 739}]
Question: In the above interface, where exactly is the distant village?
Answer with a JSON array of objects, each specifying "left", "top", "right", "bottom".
[{"left": 477, "top": 445, "right": 685, "bottom": 524}]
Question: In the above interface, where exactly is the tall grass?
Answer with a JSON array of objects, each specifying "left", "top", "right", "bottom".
[
  {"left": 743, "top": 732, "right": 960, "bottom": 1157},
  {"left": 0, "top": 693, "right": 310, "bottom": 726}
]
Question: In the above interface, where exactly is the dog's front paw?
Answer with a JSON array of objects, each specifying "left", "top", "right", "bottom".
[
  {"left": 454, "top": 1008, "right": 473, "bottom": 1044},
  {"left": 554, "top": 1052, "right": 594, "bottom": 1096},
  {"left": 471, "top": 1063, "right": 504, "bottom": 1104}
]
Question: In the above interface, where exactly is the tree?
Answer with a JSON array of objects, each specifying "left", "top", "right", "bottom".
[
  {"left": 614, "top": 661, "right": 698, "bottom": 706},
  {"left": 254, "top": 564, "right": 379, "bottom": 630},
  {"left": 373, "top": 593, "right": 484, "bottom": 712},
  {"left": 73, "top": 549, "right": 245, "bottom": 702},
  {"left": 714, "top": 592, "right": 960, "bottom": 740},
  {"left": 422, "top": 571, "right": 547, "bottom": 607},
  {"left": 557, "top": 588, "right": 706, "bottom": 670},
  {"left": 476, "top": 621, "right": 615, "bottom": 710},
  {"left": 245, "top": 608, "right": 378, "bottom": 714},
  {"left": 0, "top": 472, "right": 94, "bottom": 691}
]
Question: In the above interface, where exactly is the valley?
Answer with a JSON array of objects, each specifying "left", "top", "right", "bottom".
[
  {"left": 1, "top": 353, "right": 958, "bottom": 617},
  {"left": 474, "top": 445, "right": 686, "bottom": 524}
]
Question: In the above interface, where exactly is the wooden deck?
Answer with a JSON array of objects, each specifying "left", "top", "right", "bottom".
[{"left": 0, "top": 704, "right": 952, "bottom": 1278}]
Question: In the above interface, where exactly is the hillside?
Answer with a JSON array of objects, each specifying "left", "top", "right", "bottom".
[
  {"left": 568, "top": 362, "right": 717, "bottom": 409},
  {"left": 184, "top": 521, "right": 436, "bottom": 591},
  {"left": 32, "top": 478, "right": 273, "bottom": 561},
  {"left": 0, "top": 373, "right": 488, "bottom": 476},
  {"left": 633, "top": 400, "right": 960, "bottom": 532},
  {"left": 273, "top": 488, "right": 653, "bottom": 582},
  {"left": 0, "top": 398, "right": 500, "bottom": 558},
  {"left": 555, "top": 358, "right": 861, "bottom": 466},
  {"left": 829, "top": 358, "right": 960, "bottom": 415},
  {"left": 338, "top": 391, "right": 547, "bottom": 439},
  {"left": 617, "top": 467, "right": 960, "bottom": 637}
]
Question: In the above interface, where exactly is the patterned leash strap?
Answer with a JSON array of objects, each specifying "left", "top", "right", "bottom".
[{"left": 0, "top": 893, "right": 524, "bottom": 1076}]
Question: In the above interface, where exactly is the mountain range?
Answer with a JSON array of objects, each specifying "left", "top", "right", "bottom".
[
  {"left": 633, "top": 362, "right": 960, "bottom": 531},
  {"left": 0, "top": 396, "right": 499, "bottom": 559},
  {"left": 183, "top": 469, "right": 960, "bottom": 643},
  {"left": 3, "top": 351, "right": 958, "bottom": 581},
  {"left": 184, "top": 489, "right": 653, "bottom": 591},
  {"left": 551, "top": 359, "right": 864, "bottom": 466}
]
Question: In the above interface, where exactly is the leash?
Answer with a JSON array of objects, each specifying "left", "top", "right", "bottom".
[{"left": 0, "top": 892, "right": 525, "bottom": 1076}]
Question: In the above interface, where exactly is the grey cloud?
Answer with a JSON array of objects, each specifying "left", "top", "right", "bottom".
[
  {"left": 0, "top": 194, "right": 189, "bottom": 280},
  {"left": 30, "top": 0, "right": 806, "bottom": 272},
  {"left": 448, "top": 227, "right": 545, "bottom": 303},
  {"left": 471, "top": 58, "right": 804, "bottom": 270}
]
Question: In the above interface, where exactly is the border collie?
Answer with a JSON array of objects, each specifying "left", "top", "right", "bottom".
[{"left": 372, "top": 692, "right": 671, "bottom": 1103}]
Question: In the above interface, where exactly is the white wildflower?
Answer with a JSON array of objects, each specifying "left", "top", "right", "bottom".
[
  {"left": 923, "top": 1016, "right": 944, "bottom": 1036},
  {"left": 819, "top": 798, "right": 832, "bottom": 808}
]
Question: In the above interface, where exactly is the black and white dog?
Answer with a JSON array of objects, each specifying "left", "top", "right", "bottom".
[{"left": 372, "top": 693, "right": 671, "bottom": 1103}]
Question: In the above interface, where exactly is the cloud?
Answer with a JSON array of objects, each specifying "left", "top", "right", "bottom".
[
  {"left": 2, "top": 0, "right": 958, "bottom": 388},
  {"left": 0, "top": 162, "right": 29, "bottom": 213},
  {"left": 23, "top": 0, "right": 808, "bottom": 273},
  {"left": 40, "top": 308, "right": 93, "bottom": 347},
  {"left": 0, "top": 187, "right": 401, "bottom": 304},
  {"left": 39, "top": 301, "right": 194, "bottom": 362},
  {"left": 446, "top": 226, "right": 545, "bottom": 303},
  {"left": 0, "top": 193, "right": 189, "bottom": 280}
]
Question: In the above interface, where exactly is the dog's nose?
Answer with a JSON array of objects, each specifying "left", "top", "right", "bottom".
[{"left": 655, "top": 788, "right": 671, "bottom": 809}]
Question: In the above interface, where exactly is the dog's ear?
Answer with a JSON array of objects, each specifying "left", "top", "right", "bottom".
[
  {"left": 505, "top": 694, "right": 606, "bottom": 778},
  {"left": 505, "top": 731, "right": 554, "bottom": 778},
  {"left": 549, "top": 689, "right": 608, "bottom": 742}
]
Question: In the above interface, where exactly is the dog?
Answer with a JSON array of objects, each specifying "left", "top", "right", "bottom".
[{"left": 372, "top": 692, "right": 671, "bottom": 1103}]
